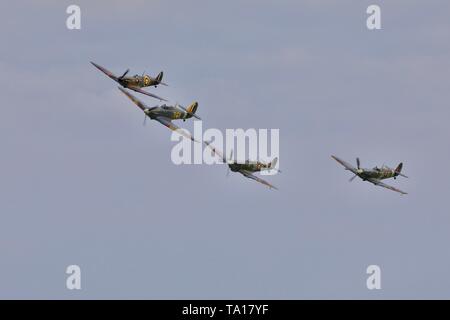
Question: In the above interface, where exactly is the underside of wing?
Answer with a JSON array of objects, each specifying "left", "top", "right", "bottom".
[
  {"left": 155, "top": 116, "right": 196, "bottom": 142},
  {"left": 367, "top": 178, "right": 407, "bottom": 195},
  {"left": 91, "top": 61, "right": 118, "bottom": 81},
  {"left": 118, "top": 87, "right": 148, "bottom": 111},
  {"left": 331, "top": 155, "right": 358, "bottom": 174},
  {"left": 240, "top": 170, "right": 278, "bottom": 190},
  {"left": 204, "top": 141, "right": 227, "bottom": 163},
  {"left": 128, "top": 86, "right": 167, "bottom": 102}
]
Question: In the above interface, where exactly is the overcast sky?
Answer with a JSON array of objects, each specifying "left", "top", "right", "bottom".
[{"left": 1, "top": 0, "right": 450, "bottom": 299}]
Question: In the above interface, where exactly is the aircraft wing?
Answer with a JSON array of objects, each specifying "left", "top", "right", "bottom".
[
  {"left": 155, "top": 116, "right": 197, "bottom": 142},
  {"left": 128, "top": 86, "right": 167, "bottom": 102},
  {"left": 118, "top": 87, "right": 150, "bottom": 112},
  {"left": 203, "top": 141, "right": 227, "bottom": 163},
  {"left": 240, "top": 170, "right": 278, "bottom": 190},
  {"left": 91, "top": 61, "right": 118, "bottom": 81},
  {"left": 331, "top": 155, "right": 358, "bottom": 175},
  {"left": 367, "top": 178, "right": 407, "bottom": 195}
]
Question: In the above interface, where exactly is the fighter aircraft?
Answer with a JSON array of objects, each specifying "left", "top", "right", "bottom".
[
  {"left": 118, "top": 87, "right": 200, "bottom": 142},
  {"left": 205, "top": 142, "right": 279, "bottom": 190},
  {"left": 331, "top": 155, "right": 408, "bottom": 195},
  {"left": 91, "top": 61, "right": 167, "bottom": 101}
]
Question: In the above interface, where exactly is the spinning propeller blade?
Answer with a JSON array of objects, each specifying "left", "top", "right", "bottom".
[
  {"left": 119, "top": 69, "right": 129, "bottom": 79},
  {"left": 226, "top": 149, "right": 233, "bottom": 177}
]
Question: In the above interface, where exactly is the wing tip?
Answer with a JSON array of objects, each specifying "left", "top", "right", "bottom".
[{"left": 90, "top": 61, "right": 100, "bottom": 69}]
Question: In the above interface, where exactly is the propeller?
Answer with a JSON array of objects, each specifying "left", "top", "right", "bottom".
[
  {"left": 226, "top": 149, "right": 233, "bottom": 177},
  {"left": 349, "top": 157, "right": 361, "bottom": 182},
  {"left": 119, "top": 69, "right": 129, "bottom": 79},
  {"left": 143, "top": 109, "right": 149, "bottom": 126}
]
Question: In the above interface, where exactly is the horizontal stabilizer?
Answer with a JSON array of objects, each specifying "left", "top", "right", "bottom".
[{"left": 178, "top": 102, "right": 201, "bottom": 120}]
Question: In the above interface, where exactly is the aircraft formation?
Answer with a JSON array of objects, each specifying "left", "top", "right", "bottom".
[
  {"left": 92, "top": 62, "right": 408, "bottom": 194},
  {"left": 91, "top": 62, "right": 279, "bottom": 190}
]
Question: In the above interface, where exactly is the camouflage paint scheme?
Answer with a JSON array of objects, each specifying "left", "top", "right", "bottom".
[
  {"left": 228, "top": 159, "right": 276, "bottom": 173},
  {"left": 204, "top": 142, "right": 279, "bottom": 190},
  {"left": 331, "top": 155, "right": 408, "bottom": 195},
  {"left": 91, "top": 61, "right": 168, "bottom": 101},
  {"left": 118, "top": 87, "right": 200, "bottom": 142}
]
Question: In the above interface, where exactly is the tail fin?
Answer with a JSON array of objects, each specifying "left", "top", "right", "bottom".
[
  {"left": 394, "top": 162, "right": 403, "bottom": 175},
  {"left": 394, "top": 162, "right": 408, "bottom": 178},
  {"left": 179, "top": 101, "right": 201, "bottom": 120},
  {"left": 156, "top": 71, "right": 163, "bottom": 83},
  {"left": 186, "top": 101, "right": 198, "bottom": 115},
  {"left": 270, "top": 157, "right": 278, "bottom": 169}
]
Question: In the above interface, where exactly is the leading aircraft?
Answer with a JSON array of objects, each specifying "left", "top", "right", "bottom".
[
  {"left": 205, "top": 142, "right": 279, "bottom": 190},
  {"left": 91, "top": 61, "right": 167, "bottom": 101},
  {"left": 331, "top": 155, "right": 408, "bottom": 195},
  {"left": 118, "top": 87, "right": 200, "bottom": 142}
]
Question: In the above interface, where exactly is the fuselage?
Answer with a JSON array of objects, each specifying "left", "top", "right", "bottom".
[
  {"left": 229, "top": 161, "right": 271, "bottom": 173},
  {"left": 119, "top": 75, "right": 159, "bottom": 88},
  {"left": 145, "top": 105, "right": 189, "bottom": 121},
  {"left": 358, "top": 167, "right": 397, "bottom": 180}
]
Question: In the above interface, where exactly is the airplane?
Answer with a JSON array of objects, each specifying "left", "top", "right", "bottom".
[
  {"left": 118, "top": 87, "right": 200, "bottom": 142},
  {"left": 205, "top": 141, "right": 279, "bottom": 190},
  {"left": 331, "top": 155, "right": 408, "bottom": 195},
  {"left": 91, "top": 61, "right": 168, "bottom": 101}
]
